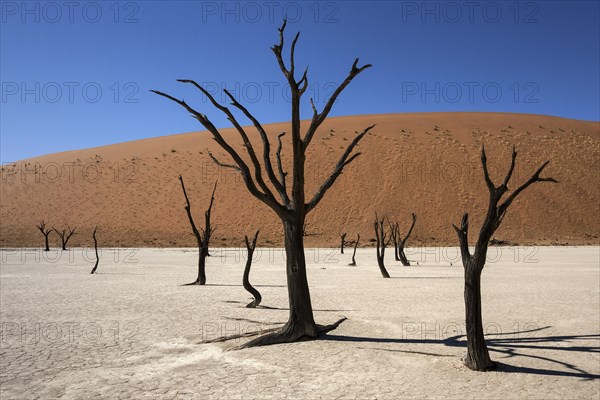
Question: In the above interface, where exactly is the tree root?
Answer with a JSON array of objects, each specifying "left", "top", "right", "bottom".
[
  {"left": 462, "top": 355, "right": 498, "bottom": 371},
  {"left": 231, "top": 317, "right": 347, "bottom": 350},
  {"left": 201, "top": 326, "right": 281, "bottom": 344},
  {"left": 181, "top": 280, "right": 204, "bottom": 286}
]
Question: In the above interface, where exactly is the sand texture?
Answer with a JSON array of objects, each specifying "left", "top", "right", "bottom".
[
  {"left": 1, "top": 246, "right": 599, "bottom": 399},
  {"left": 1, "top": 112, "right": 598, "bottom": 248}
]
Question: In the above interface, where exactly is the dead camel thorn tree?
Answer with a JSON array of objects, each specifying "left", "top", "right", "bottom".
[
  {"left": 453, "top": 146, "right": 558, "bottom": 371},
  {"left": 153, "top": 19, "right": 371, "bottom": 348},
  {"left": 374, "top": 213, "right": 391, "bottom": 278},
  {"left": 90, "top": 226, "right": 100, "bottom": 274},
  {"left": 243, "top": 230, "right": 261, "bottom": 308},
  {"left": 36, "top": 221, "right": 53, "bottom": 251},
  {"left": 179, "top": 175, "right": 217, "bottom": 286},
  {"left": 339, "top": 232, "right": 347, "bottom": 254},
  {"left": 53, "top": 226, "right": 77, "bottom": 251},
  {"left": 388, "top": 214, "right": 417, "bottom": 266},
  {"left": 348, "top": 234, "right": 360, "bottom": 266}
]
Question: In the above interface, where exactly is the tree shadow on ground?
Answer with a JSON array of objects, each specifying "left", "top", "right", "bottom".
[
  {"left": 322, "top": 326, "right": 600, "bottom": 379},
  {"left": 222, "top": 300, "right": 353, "bottom": 312},
  {"left": 182, "top": 283, "right": 285, "bottom": 287}
]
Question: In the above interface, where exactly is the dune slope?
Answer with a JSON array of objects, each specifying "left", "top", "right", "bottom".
[{"left": 1, "top": 112, "right": 598, "bottom": 248}]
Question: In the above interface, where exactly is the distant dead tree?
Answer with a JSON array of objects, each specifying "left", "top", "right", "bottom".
[
  {"left": 53, "top": 226, "right": 76, "bottom": 251},
  {"left": 453, "top": 146, "right": 557, "bottom": 371},
  {"left": 153, "top": 19, "right": 371, "bottom": 347},
  {"left": 90, "top": 226, "right": 99, "bottom": 274},
  {"left": 389, "top": 214, "right": 417, "bottom": 266},
  {"left": 348, "top": 234, "right": 360, "bottom": 266},
  {"left": 339, "top": 232, "right": 347, "bottom": 254},
  {"left": 179, "top": 175, "right": 217, "bottom": 286},
  {"left": 243, "top": 230, "right": 261, "bottom": 308},
  {"left": 387, "top": 218, "right": 400, "bottom": 262},
  {"left": 374, "top": 214, "right": 391, "bottom": 278},
  {"left": 36, "top": 221, "right": 52, "bottom": 251}
]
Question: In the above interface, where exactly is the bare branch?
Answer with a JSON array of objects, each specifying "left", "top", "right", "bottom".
[
  {"left": 400, "top": 213, "right": 417, "bottom": 247},
  {"left": 208, "top": 151, "right": 240, "bottom": 171},
  {"left": 498, "top": 160, "right": 558, "bottom": 218},
  {"left": 276, "top": 132, "right": 288, "bottom": 200},
  {"left": 177, "top": 80, "right": 279, "bottom": 205},
  {"left": 501, "top": 146, "right": 517, "bottom": 188},
  {"left": 303, "top": 58, "right": 373, "bottom": 147},
  {"left": 306, "top": 125, "right": 374, "bottom": 213},
  {"left": 222, "top": 89, "right": 288, "bottom": 201},
  {"left": 151, "top": 88, "right": 288, "bottom": 219},
  {"left": 290, "top": 31, "right": 300, "bottom": 76},
  {"left": 481, "top": 145, "right": 495, "bottom": 192},
  {"left": 452, "top": 212, "right": 471, "bottom": 263},
  {"left": 271, "top": 19, "right": 292, "bottom": 81},
  {"left": 179, "top": 175, "right": 202, "bottom": 242}
]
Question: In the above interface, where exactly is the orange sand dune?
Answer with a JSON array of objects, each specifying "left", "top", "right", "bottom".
[{"left": 1, "top": 112, "right": 598, "bottom": 248}]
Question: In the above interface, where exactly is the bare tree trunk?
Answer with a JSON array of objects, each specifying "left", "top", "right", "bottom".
[
  {"left": 36, "top": 221, "right": 52, "bottom": 251},
  {"left": 241, "top": 220, "right": 317, "bottom": 347},
  {"left": 153, "top": 19, "right": 370, "bottom": 348},
  {"left": 398, "top": 213, "right": 417, "bottom": 266},
  {"left": 243, "top": 230, "right": 261, "bottom": 308},
  {"left": 179, "top": 176, "right": 216, "bottom": 286},
  {"left": 90, "top": 227, "right": 99, "bottom": 274},
  {"left": 339, "top": 232, "right": 347, "bottom": 254},
  {"left": 463, "top": 259, "right": 494, "bottom": 370},
  {"left": 374, "top": 214, "right": 390, "bottom": 278},
  {"left": 348, "top": 234, "right": 360, "bottom": 266},
  {"left": 387, "top": 218, "right": 400, "bottom": 261},
  {"left": 453, "top": 146, "right": 557, "bottom": 371},
  {"left": 53, "top": 226, "right": 76, "bottom": 251}
]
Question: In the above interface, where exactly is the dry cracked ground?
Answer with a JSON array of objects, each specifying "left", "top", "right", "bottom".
[{"left": 1, "top": 247, "right": 599, "bottom": 399}]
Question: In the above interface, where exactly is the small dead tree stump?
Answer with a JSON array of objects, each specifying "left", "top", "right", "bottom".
[
  {"left": 243, "top": 230, "right": 262, "bottom": 308},
  {"left": 90, "top": 226, "right": 100, "bottom": 274},
  {"left": 348, "top": 234, "right": 360, "bottom": 266},
  {"left": 374, "top": 213, "right": 391, "bottom": 278},
  {"left": 179, "top": 176, "right": 217, "bottom": 286},
  {"left": 53, "top": 226, "right": 76, "bottom": 251},
  {"left": 339, "top": 232, "right": 347, "bottom": 254},
  {"left": 36, "top": 221, "right": 52, "bottom": 252}
]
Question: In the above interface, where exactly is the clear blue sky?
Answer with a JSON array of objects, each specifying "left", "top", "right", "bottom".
[{"left": 1, "top": 0, "right": 599, "bottom": 162}]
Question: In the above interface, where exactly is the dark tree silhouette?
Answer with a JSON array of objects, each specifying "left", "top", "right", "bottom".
[
  {"left": 348, "top": 234, "right": 360, "bottom": 266},
  {"left": 36, "top": 221, "right": 52, "bottom": 251},
  {"left": 53, "top": 226, "right": 76, "bottom": 251},
  {"left": 339, "top": 232, "right": 347, "bottom": 254},
  {"left": 387, "top": 218, "right": 400, "bottom": 261},
  {"left": 374, "top": 214, "right": 391, "bottom": 278},
  {"left": 153, "top": 19, "right": 372, "bottom": 348},
  {"left": 243, "top": 230, "right": 261, "bottom": 308},
  {"left": 179, "top": 175, "right": 217, "bottom": 286},
  {"left": 90, "top": 226, "right": 99, "bottom": 274},
  {"left": 453, "top": 146, "right": 557, "bottom": 371},
  {"left": 397, "top": 213, "right": 417, "bottom": 266}
]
